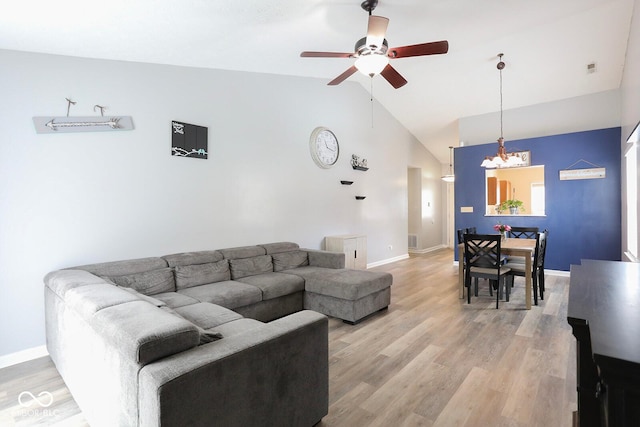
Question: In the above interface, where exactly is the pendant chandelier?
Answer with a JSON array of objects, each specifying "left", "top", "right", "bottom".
[
  {"left": 441, "top": 146, "right": 455, "bottom": 182},
  {"left": 481, "top": 53, "right": 524, "bottom": 168}
]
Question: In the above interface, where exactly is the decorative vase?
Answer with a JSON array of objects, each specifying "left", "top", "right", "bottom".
[
  {"left": 501, "top": 231, "right": 507, "bottom": 241},
  {"left": 510, "top": 207, "right": 518, "bottom": 215}
]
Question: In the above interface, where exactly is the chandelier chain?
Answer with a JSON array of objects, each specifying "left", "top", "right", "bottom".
[{"left": 499, "top": 64, "right": 503, "bottom": 139}]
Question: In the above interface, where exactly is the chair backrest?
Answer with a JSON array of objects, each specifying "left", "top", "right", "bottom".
[
  {"left": 530, "top": 232, "right": 542, "bottom": 270},
  {"left": 537, "top": 229, "right": 548, "bottom": 268},
  {"left": 463, "top": 234, "right": 504, "bottom": 272},
  {"left": 457, "top": 229, "right": 465, "bottom": 245},
  {"left": 466, "top": 227, "right": 477, "bottom": 234},
  {"left": 509, "top": 226, "right": 539, "bottom": 239}
]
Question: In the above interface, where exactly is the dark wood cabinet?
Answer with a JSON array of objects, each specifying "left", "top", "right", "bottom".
[{"left": 568, "top": 260, "right": 640, "bottom": 427}]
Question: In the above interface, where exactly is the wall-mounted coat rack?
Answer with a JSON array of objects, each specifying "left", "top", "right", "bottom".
[{"left": 33, "top": 99, "right": 134, "bottom": 134}]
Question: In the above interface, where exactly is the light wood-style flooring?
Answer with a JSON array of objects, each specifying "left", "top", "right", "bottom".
[{"left": 0, "top": 249, "right": 576, "bottom": 426}]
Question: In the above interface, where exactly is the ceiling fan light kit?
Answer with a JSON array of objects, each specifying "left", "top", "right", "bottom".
[
  {"left": 355, "top": 53, "right": 389, "bottom": 76},
  {"left": 481, "top": 53, "right": 525, "bottom": 169},
  {"left": 300, "top": 0, "right": 448, "bottom": 89}
]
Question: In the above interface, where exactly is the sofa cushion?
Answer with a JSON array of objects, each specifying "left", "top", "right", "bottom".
[
  {"left": 74, "top": 257, "right": 168, "bottom": 277},
  {"left": 229, "top": 255, "right": 273, "bottom": 279},
  {"left": 174, "top": 302, "right": 242, "bottom": 330},
  {"left": 152, "top": 292, "right": 200, "bottom": 309},
  {"left": 259, "top": 242, "right": 300, "bottom": 254},
  {"left": 219, "top": 245, "right": 266, "bottom": 260},
  {"left": 162, "top": 251, "right": 224, "bottom": 268},
  {"left": 65, "top": 283, "right": 141, "bottom": 318},
  {"left": 174, "top": 260, "right": 230, "bottom": 290},
  {"left": 119, "top": 286, "right": 166, "bottom": 307},
  {"left": 236, "top": 272, "right": 305, "bottom": 300},
  {"left": 94, "top": 301, "right": 200, "bottom": 365},
  {"left": 161, "top": 303, "right": 239, "bottom": 344},
  {"left": 286, "top": 267, "right": 392, "bottom": 300},
  {"left": 104, "top": 268, "right": 176, "bottom": 296},
  {"left": 272, "top": 250, "right": 309, "bottom": 272},
  {"left": 44, "top": 269, "right": 111, "bottom": 300},
  {"left": 208, "top": 318, "right": 264, "bottom": 338},
  {"left": 178, "top": 281, "right": 262, "bottom": 309}
]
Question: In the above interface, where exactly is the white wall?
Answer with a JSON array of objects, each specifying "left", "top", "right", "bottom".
[
  {"left": 620, "top": 0, "right": 640, "bottom": 258},
  {"left": 0, "top": 49, "right": 443, "bottom": 358},
  {"left": 408, "top": 142, "right": 445, "bottom": 252},
  {"left": 406, "top": 148, "right": 445, "bottom": 253},
  {"left": 458, "top": 89, "right": 621, "bottom": 146}
]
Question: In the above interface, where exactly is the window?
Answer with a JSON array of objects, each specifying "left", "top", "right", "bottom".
[
  {"left": 626, "top": 141, "right": 638, "bottom": 260},
  {"left": 485, "top": 166, "right": 545, "bottom": 215},
  {"left": 530, "top": 182, "right": 545, "bottom": 216}
]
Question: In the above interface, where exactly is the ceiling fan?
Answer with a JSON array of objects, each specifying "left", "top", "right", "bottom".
[{"left": 300, "top": 0, "right": 449, "bottom": 89}]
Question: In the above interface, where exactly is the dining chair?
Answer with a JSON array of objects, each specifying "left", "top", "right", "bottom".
[
  {"left": 508, "top": 226, "right": 539, "bottom": 239},
  {"left": 505, "top": 231, "right": 546, "bottom": 305},
  {"left": 505, "top": 226, "right": 539, "bottom": 265},
  {"left": 537, "top": 229, "right": 549, "bottom": 299},
  {"left": 457, "top": 229, "right": 476, "bottom": 289},
  {"left": 463, "top": 234, "right": 511, "bottom": 309}
]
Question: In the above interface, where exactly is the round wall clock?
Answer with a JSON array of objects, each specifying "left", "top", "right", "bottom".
[{"left": 309, "top": 127, "right": 339, "bottom": 168}]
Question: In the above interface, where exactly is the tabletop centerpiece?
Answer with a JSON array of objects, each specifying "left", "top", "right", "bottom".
[{"left": 493, "top": 223, "right": 511, "bottom": 240}]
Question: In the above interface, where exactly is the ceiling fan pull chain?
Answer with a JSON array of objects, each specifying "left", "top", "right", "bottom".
[{"left": 371, "top": 76, "right": 375, "bottom": 128}]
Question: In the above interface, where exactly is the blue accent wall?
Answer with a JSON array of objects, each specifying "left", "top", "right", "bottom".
[{"left": 454, "top": 127, "right": 621, "bottom": 271}]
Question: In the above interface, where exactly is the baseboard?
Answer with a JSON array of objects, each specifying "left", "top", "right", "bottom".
[
  {"left": 546, "top": 269, "right": 570, "bottom": 277},
  {"left": 408, "top": 244, "right": 447, "bottom": 255},
  {"left": 0, "top": 345, "right": 48, "bottom": 370},
  {"left": 367, "top": 254, "right": 410, "bottom": 268}
]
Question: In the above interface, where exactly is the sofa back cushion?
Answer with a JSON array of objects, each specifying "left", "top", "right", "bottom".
[
  {"left": 229, "top": 255, "right": 273, "bottom": 279},
  {"left": 259, "top": 242, "right": 300, "bottom": 254},
  {"left": 162, "top": 251, "right": 224, "bottom": 268},
  {"left": 73, "top": 257, "right": 168, "bottom": 276},
  {"left": 120, "top": 286, "right": 167, "bottom": 307},
  {"left": 219, "top": 245, "right": 266, "bottom": 260},
  {"left": 174, "top": 260, "right": 231, "bottom": 290},
  {"left": 105, "top": 268, "right": 176, "bottom": 295},
  {"left": 272, "top": 250, "right": 309, "bottom": 272}
]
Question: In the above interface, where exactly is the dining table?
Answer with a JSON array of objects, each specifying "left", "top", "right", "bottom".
[{"left": 457, "top": 237, "right": 537, "bottom": 309}]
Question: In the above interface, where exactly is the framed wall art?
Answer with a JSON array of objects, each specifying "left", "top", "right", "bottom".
[{"left": 171, "top": 121, "right": 208, "bottom": 159}]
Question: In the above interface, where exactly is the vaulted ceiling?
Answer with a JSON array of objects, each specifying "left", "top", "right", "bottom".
[{"left": 0, "top": 0, "right": 633, "bottom": 162}]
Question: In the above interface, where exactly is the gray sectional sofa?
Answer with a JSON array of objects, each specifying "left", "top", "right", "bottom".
[{"left": 44, "top": 242, "right": 392, "bottom": 427}]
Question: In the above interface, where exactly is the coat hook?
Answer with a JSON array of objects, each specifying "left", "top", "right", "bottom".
[
  {"left": 65, "top": 98, "right": 76, "bottom": 117},
  {"left": 94, "top": 105, "right": 106, "bottom": 117}
]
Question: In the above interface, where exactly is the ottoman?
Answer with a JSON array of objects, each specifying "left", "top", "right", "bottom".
[{"left": 291, "top": 268, "right": 393, "bottom": 324}]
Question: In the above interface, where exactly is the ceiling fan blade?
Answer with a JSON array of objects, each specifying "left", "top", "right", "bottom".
[
  {"left": 328, "top": 66, "right": 358, "bottom": 86},
  {"left": 366, "top": 15, "right": 389, "bottom": 50},
  {"left": 380, "top": 64, "right": 408, "bottom": 89},
  {"left": 300, "top": 51, "right": 353, "bottom": 58},
  {"left": 388, "top": 40, "right": 449, "bottom": 59}
]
